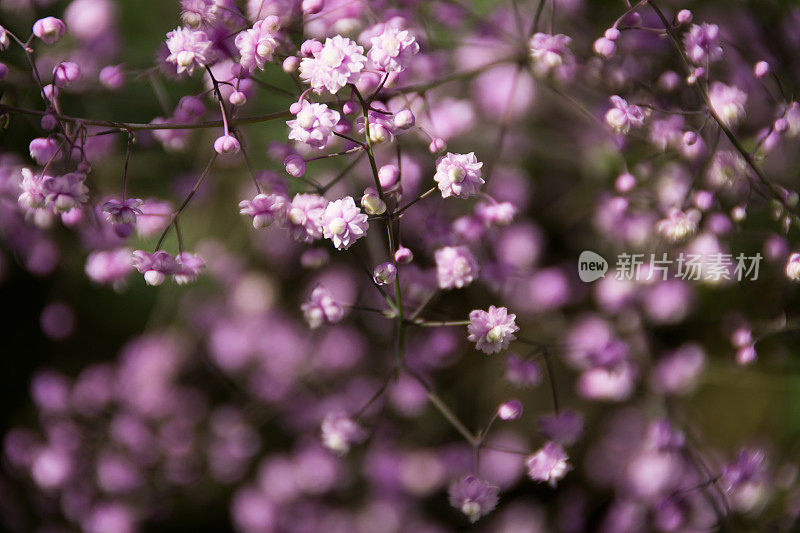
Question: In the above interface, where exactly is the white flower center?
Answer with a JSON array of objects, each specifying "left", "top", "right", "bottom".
[
  {"left": 461, "top": 501, "right": 480, "bottom": 520},
  {"left": 449, "top": 166, "right": 467, "bottom": 183},
  {"left": 320, "top": 46, "right": 343, "bottom": 67},
  {"left": 486, "top": 325, "right": 505, "bottom": 342},
  {"left": 383, "top": 36, "right": 401, "bottom": 56},
  {"left": 257, "top": 41, "right": 274, "bottom": 58},
  {"left": 329, "top": 218, "right": 347, "bottom": 235},
  {"left": 297, "top": 107, "right": 316, "bottom": 129},
  {"left": 544, "top": 51, "right": 563, "bottom": 69},
  {"left": 288, "top": 207, "right": 306, "bottom": 225},
  {"left": 453, "top": 258, "right": 470, "bottom": 277},
  {"left": 177, "top": 50, "right": 195, "bottom": 67}
]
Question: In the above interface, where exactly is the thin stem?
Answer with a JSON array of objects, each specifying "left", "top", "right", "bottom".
[
  {"left": 0, "top": 103, "right": 292, "bottom": 132},
  {"left": 155, "top": 153, "right": 218, "bottom": 251},
  {"left": 541, "top": 348, "right": 560, "bottom": 414},
  {"left": 412, "top": 319, "right": 470, "bottom": 327},
  {"left": 405, "top": 364, "right": 479, "bottom": 447},
  {"left": 320, "top": 152, "right": 364, "bottom": 193},
  {"left": 121, "top": 131, "right": 134, "bottom": 201},
  {"left": 396, "top": 187, "right": 436, "bottom": 215},
  {"left": 353, "top": 370, "right": 396, "bottom": 420}
]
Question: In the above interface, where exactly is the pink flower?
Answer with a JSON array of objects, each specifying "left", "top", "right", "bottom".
[
  {"left": 235, "top": 16, "right": 281, "bottom": 71},
  {"left": 165, "top": 27, "right": 213, "bottom": 76},
  {"left": 320, "top": 412, "right": 365, "bottom": 455},
  {"left": 475, "top": 201, "right": 516, "bottom": 226},
  {"left": 239, "top": 193, "right": 288, "bottom": 229},
  {"left": 181, "top": 0, "right": 217, "bottom": 27},
  {"left": 43, "top": 173, "right": 89, "bottom": 212},
  {"left": 529, "top": 33, "right": 576, "bottom": 81},
  {"left": 322, "top": 196, "right": 369, "bottom": 250},
  {"left": 299, "top": 35, "right": 367, "bottom": 94},
  {"left": 368, "top": 26, "right": 419, "bottom": 74},
  {"left": 284, "top": 193, "right": 326, "bottom": 242},
  {"left": 526, "top": 441, "right": 571, "bottom": 487},
  {"left": 173, "top": 252, "right": 204, "bottom": 285},
  {"left": 656, "top": 208, "right": 700, "bottom": 243},
  {"left": 85, "top": 248, "right": 133, "bottom": 286},
  {"left": 435, "top": 246, "right": 479, "bottom": 290},
  {"left": 103, "top": 198, "right": 143, "bottom": 225},
  {"left": 132, "top": 250, "right": 179, "bottom": 286},
  {"left": 287, "top": 100, "right": 340, "bottom": 149},
  {"left": 683, "top": 23, "right": 722, "bottom": 65},
  {"left": 786, "top": 253, "right": 800, "bottom": 281},
  {"left": 448, "top": 475, "right": 499, "bottom": 523},
  {"left": 434, "top": 152, "right": 484, "bottom": 199},
  {"left": 18, "top": 168, "right": 49, "bottom": 209},
  {"left": 604, "top": 95, "right": 645, "bottom": 134},
  {"left": 709, "top": 82, "right": 747, "bottom": 128},
  {"left": 102, "top": 198, "right": 144, "bottom": 238},
  {"left": 301, "top": 285, "right": 345, "bottom": 328},
  {"left": 467, "top": 305, "right": 518, "bottom": 354}
]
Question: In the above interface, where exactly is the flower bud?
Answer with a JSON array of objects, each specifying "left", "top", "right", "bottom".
[
  {"left": 497, "top": 399, "right": 523, "bottom": 421},
  {"left": 683, "top": 131, "right": 697, "bottom": 146},
  {"left": 229, "top": 91, "right": 247, "bottom": 106},
  {"left": 284, "top": 155, "right": 306, "bottom": 177},
  {"left": 604, "top": 28, "right": 620, "bottom": 40},
  {"left": 42, "top": 84, "right": 58, "bottom": 102},
  {"left": 615, "top": 172, "right": 636, "bottom": 193},
  {"left": 735, "top": 345, "right": 757, "bottom": 365},
  {"left": 692, "top": 190, "right": 714, "bottom": 211},
  {"left": 394, "top": 109, "right": 415, "bottom": 129},
  {"left": 369, "top": 123, "right": 389, "bottom": 144},
  {"left": 395, "top": 246, "right": 413, "bottom": 264},
  {"left": 214, "top": 134, "right": 240, "bottom": 155},
  {"left": 41, "top": 114, "right": 57, "bottom": 131},
  {"left": 754, "top": 61, "right": 770, "bottom": 79},
  {"left": 334, "top": 117, "right": 352, "bottom": 134},
  {"left": 33, "top": 17, "right": 66, "bottom": 45},
  {"left": 99, "top": 65, "right": 124, "bottom": 90},
  {"left": 372, "top": 262, "right": 397, "bottom": 286},
  {"left": 593, "top": 37, "right": 616, "bottom": 59},
  {"left": 624, "top": 12, "right": 642, "bottom": 26},
  {"left": 361, "top": 188, "right": 386, "bottom": 215},
  {"left": 144, "top": 270, "right": 166, "bottom": 287},
  {"left": 429, "top": 137, "right": 446, "bottom": 154},
  {"left": 282, "top": 56, "right": 299, "bottom": 73},
  {"left": 53, "top": 62, "right": 81, "bottom": 87},
  {"left": 676, "top": 9, "right": 693, "bottom": 25},
  {"left": 342, "top": 100, "right": 358, "bottom": 115},
  {"left": 302, "top": 0, "right": 324, "bottom": 15},
  {"left": 378, "top": 164, "right": 399, "bottom": 189}
]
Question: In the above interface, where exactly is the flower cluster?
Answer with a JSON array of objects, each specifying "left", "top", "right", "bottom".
[{"left": 1, "top": 0, "right": 798, "bottom": 530}]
